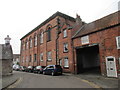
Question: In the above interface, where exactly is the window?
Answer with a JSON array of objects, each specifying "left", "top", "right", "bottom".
[
  {"left": 63, "top": 29, "right": 67, "bottom": 37},
  {"left": 30, "top": 37, "right": 32, "bottom": 48},
  {"left": 34, "top": 54, "right": 37, "bottom": 62},
  {"left": 59, "top": 59, "right": 62, "bottom": 66},
  {"left": 34, "top": 34, "right": 37, "bottom": 46},
  {"left": 29, "top": 55, "right": 32, "bottom": 62},
  {"left": 48, "top": 66, "right": 54, "bottom": 69},
  {"left": 47, "top": 27, "right": 51, "bottom": 41},
  {"left": 40, "top": 32, "right": 43, "bottom": 44},
  {"left": 81, "top": 35, "right": 89, "bottom": 45},
  {"left": 63, "top": 43, "right": 68, "bottom": 52},
  {"left": 25, "top": 40, "right": 28, "bottom": 50},
  {"left": 22, "top": 41, "right": 25, "bottom": 51},
  {"left": 116, "top": 36, "right": 120, "bottom": 49},
  {"left": 40, "top": 53, "right": 43, "bottom": 61},
  {"left": 47, "top": 51, "right": 52, "bottom": 61},
  {"left": 22, "top": 56, "right": 24, "bottom": 63},
  {"left": 64, "top": 57, "right": 69, "bottom": 68},
  {"left": 26, "top": 56, "right": 28, "bottom": 62},
  {"left": 26, "top": 41, "right": 29, "bottom": 49}
]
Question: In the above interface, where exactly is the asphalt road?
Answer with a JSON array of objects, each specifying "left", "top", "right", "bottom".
[{"left": 11, "top": 71, "right": 95, "bottom": 88}]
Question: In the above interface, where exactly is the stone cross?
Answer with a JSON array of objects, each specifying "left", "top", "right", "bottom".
[{"left": 4, "top": 35, "right": 11, "bottom": 45}]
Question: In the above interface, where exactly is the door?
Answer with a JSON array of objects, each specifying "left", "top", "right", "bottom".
[
  {"left": 106, "top": 56, "right": 117, "bottom": 77},
  {"left": 47, "top": 66, "right": 54, "bottom": 74}
]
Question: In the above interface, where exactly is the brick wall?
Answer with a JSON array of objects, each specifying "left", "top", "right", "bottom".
[
  {"left": 20, "top": 15, "right": 76, "bottom": 73},
  {"left": 73, "top": 26, "right": 119, "bottom": 76}
]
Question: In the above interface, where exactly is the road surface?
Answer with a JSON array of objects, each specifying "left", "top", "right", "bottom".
[{"left": 9, "top": 71, "right": 96, "bottom": 88}]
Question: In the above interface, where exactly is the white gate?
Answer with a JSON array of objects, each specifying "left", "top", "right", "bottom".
[{"left": 106, "top": 56, "right": 117, "bottom": 77}]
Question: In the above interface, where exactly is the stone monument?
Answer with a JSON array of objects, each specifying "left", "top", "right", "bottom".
[{"left": 0, "top": 35, "right": 13, "bottom": 76}]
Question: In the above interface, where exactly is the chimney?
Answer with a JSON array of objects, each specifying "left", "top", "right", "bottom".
[{"left": 76, "top": 14, "right": 82, "bottom": 26}]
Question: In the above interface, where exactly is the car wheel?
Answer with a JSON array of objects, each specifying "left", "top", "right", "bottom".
[
  {"left": 43, "top": 71, "right": 46, "bottom": 75},
  {"left": 52, "top": 72, "right": 55, "bottom": 76},
  {"left": 38, "top": 71, "right": 41, "bottom": 74}
]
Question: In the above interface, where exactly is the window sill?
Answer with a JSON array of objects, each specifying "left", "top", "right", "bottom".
[
  {"left": 40, "top": 43, "right": 43, "bottom": 45},
  {"left": 63, "top": 51, "right": 69, "bottom": 53},
  {"left": 47, "top": 60, "right": 52, "bottom": 62},
  {"left": 117, "top": 47, "right": 120, "bottom": 49},
  {"left": 63, "top": 36, "right": 67, "bottom": 39},
  {"left": 64, "top": 67, "right": 69, "bottom": 69},
  {"left": 47, "top": 40, "right": 51, "bottom": 42}
]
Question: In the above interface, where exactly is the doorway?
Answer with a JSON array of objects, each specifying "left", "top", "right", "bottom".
[
  {"left": 106, "top": 56, "right": 117, "bottom": 77},
  {"left": 76, "top": 45, "right": 101, "bottom": 75}
]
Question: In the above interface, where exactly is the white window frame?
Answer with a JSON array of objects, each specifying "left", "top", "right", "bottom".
[
  {"left": 59, "top": 59, "right": 62, "bottom": 66},
  {"left": 30, "top": 38, "right": 32, "bottom": 48},
  {"left": 63, "top": 29, "right": 67, "bottom": 37},
  {"left": 47, "top": 51, "right": 52, "bottom": 61},
  {"left": 64, "top": 57, "right": 69, "bottom": 68},
  {"left": 34, "top": 54, "right": 37, "bottom": 62},
  {"left": 26, "top": 56, "right": 28, "bottom": 62},
  {"left": 22, "top": 56, "right": 24, "bottom": 63},
  {"left": 40, "top": 32, "right": 43, "bottom": 44},
  {"left": 29, "top": 55, "right": 32, "bottom": 62},
  {"left": 116, "top": 36, "right": 120, "bottom": 49},
  {"left": 26, "top": 41, "right": 29, "bottom": 49},
  {"left": 63, "top": 43, "right": 68, "bottom": 52},
  {"left": 40, "top": 53, "right": 43, "bottom": 61},
  {"left": 81, "top": 35, "right": 89, "bottom": 45},
  {"left": 34, "top": 35, "right": 37, "bottom": 46},
  {"left": 23, "top": 42, "right": 25, "bottom": 51}
]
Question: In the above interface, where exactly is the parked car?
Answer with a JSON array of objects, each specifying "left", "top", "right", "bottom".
[
  {"left": 43, "top": 65, "right": 63, "bottom": 76},
  {"left": 13, "top": 64, "right": 16, "bottom": 70},
  {"left": 34, "top": 66, "right": 46, "bottom": 74},
  {"left": 20, "top": 66, "right": 27, "bottom": 72},
  {"left": 27, "top": 66, "right": 36, "bottom": 73},
  {"left": 13, "top": 65, "right": 20, "bottom": 71}
]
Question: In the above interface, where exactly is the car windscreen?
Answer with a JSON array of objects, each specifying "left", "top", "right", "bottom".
[
  {"left": 36, "top": 66, "right": 41, "bottom": 69},
  {"left": 28, "top": 66, "right": 32, "bottom": 68},
  {"left": 41, "top": 66, "right": 46, "bottom": 68},
  {"left": 55, "top": 65, "right": 62, "bottom": 68}
]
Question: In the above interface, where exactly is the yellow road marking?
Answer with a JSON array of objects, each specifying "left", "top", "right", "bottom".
[
  {"left": 75, "top": 76, "right": 103, "bottom": 89},
  {"left": 7, "top": 77, "right": 22, "bottom": 88}
]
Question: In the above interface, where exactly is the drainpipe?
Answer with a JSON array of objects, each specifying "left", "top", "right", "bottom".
[
  {"left": 56, "top": 17, "right": 61, "bottom": 65},
  {"left": 71, "top": 38, "right": 76, "bottom": 74}
]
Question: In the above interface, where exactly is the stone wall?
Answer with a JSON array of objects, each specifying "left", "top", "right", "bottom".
[{"left": 0, "top": 44, "right": 13, "bottom": 76}]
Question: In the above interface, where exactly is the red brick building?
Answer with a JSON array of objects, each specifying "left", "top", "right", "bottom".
[
  {"left": 72, "top": 11, "right": 120, "bottom": 77},
  {"left": 20, "top": 12, "right": 78, "bottom": 72},
  {"left": 20, "top": 11, "right": 120, "bottom": 77}
]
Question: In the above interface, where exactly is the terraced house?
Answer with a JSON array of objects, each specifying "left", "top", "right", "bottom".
[{"left": 20, "top": 11, "right": 120, "bottom": 77}]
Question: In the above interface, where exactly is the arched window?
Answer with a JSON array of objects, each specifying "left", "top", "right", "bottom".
[
  {"left": 29, "top": 37, "right": 32, "bottom": 48},
  {"left": 40, "top": 30, "right": 44, "bottom": 44},
  {"left": 34, "top": 34, "right": 37, "bottom": 46},
  {"left": 29, "top": 55, "right": 32, "bottom": 62},
  {"left": 22, "top": 41, "right": 25, "bottom": 51},
  {"left": 25, "top": 39, "right": 28, "bottom": 50},
  {"left": 46, "top": 25, "right": 52, "bottom": 42}
]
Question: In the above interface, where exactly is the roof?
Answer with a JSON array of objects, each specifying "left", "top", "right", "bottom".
[
  {"left": 21, "top": 11, "right": 75, "bottom": 40},
  {"left": 72, "top": 10, "right": 120, "bottom": 39}
]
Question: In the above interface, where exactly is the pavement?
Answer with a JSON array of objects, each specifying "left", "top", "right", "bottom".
[
  {"left": 1, "top": 71, "right": 119, "bottom": 89},
  {"left": 64, "top": 73, "right": 119, "bottom": 89},
  {"left": 1, "top": 74, "right": 20, "bottom": 89}
]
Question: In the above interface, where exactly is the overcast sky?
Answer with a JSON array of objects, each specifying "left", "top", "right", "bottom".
[{"left": 0, "top": 0, "right": 119, "bottom": 54}]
